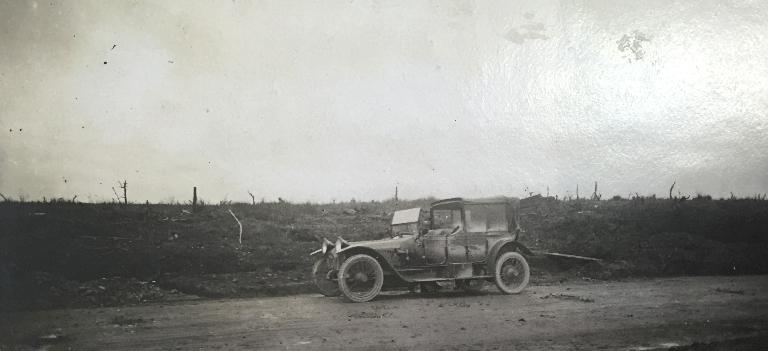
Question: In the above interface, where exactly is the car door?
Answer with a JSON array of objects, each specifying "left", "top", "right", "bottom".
[
  {"left": 422, "top": 230, "right": 447, "bottom": 265},
  {"left": 446, "top": 229, "right": 470, "bottom": 263},
  {"left": 464, "top": 205, "right": 491, "bottom": 262},
  {"left": 424, "top": 208, "right": 463, "bottom": 265}
]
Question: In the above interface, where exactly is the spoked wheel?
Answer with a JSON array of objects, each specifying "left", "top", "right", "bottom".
[
  {"left": 312, "top": 254, "right": 340, "bottom": 297},
  {"left": 338, "top": 254, "right": 384, "bottom": 302},
  {"left": 494, "top": 252, "right": 530, "bottom": 294}
]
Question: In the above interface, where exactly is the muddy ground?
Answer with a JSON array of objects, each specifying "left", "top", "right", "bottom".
[
  {"left": 1, "top": 196, "right": 768, "bottom": 311},
  {"left": 1, "top": 275, "right": 767, "bottom": 350}
]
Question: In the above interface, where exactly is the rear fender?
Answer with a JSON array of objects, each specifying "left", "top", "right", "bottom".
[{"left": 487, "top": 240, "right": 533, "bottom": 273}]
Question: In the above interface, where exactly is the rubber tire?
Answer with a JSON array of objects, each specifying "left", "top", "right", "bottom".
[
  {"left": 338, "top": 254, "right": 384, "bottom": 303},
  {"left": 312, "top": 255, "right": 340, "bottom": 297},
  {"left": 494, "top": 252, "right": 530, "bottom": 294}
]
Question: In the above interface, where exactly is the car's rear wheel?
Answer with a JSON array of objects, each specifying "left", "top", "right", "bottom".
[
  {"left": 494, "top": 252, "right": 530, "bottom": 294},
  {"left": 338, "top": 254, "right": 384, "bottom": 302},
  {"left": 312, "top": 255, "right": 340, "bottom": 297}
]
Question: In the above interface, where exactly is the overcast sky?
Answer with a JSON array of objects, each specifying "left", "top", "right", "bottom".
[{"left": 1, "top": 0, "right": 767, "bottom": 203}]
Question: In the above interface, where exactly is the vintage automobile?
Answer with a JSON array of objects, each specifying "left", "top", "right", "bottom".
[{"left": 310, "top": 197, "right": 532, "bottom": 302}]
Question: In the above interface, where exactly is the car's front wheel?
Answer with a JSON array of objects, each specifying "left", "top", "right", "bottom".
[
  {"left": 338, "top": 254, "right": 384, "bottom": 302},
  {"left": 312, "top": 254, "right": 340, "bottom": 297},
  {"left": 494, "top": 252, "right": 530, "bottom": 294}
]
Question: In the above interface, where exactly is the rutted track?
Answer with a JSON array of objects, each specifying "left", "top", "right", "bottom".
[{"left": 2, "top": 275, "right": 767, "bottom": 350}]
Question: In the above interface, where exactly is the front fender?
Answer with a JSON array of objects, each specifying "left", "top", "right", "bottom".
[
  {"left": 336, "top": 246, "right": 411, "bottom": 283},
  {"left": 487, "top": 239, "right": 533, "bottom": 273}
]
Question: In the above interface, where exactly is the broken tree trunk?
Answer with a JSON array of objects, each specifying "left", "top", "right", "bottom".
[
  {"left": 669, "top": 181, "right": 676, "bottom": 199},
  {"left": 576, "top": 184, "right": 579, "bottom": 200},
  {"left": 118, "top": 180, "right": 128, "bottom": 205},
  {"left": 592, "top": 181, "right": 600, "bottom": 200},
  {"left": 193, "top": 187, "right": 198, "bottom": 212}
]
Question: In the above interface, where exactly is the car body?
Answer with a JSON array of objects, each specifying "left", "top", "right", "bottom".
[{"left": 311, "top": 197, "right": 532, "bottom": 302}]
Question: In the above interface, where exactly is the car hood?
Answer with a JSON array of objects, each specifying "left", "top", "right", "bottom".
[
  {"left": 310, "top": 229, "right": 452, "bottom": 256},
  {"left": 310, "top": 234, "right": 416, "bottom": 256},
  {"left": 340, "top": 235, "right": 413, "bottom": 251}
]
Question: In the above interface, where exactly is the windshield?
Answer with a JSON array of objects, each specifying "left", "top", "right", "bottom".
[
  {"left": 392, "top": 223, "right": 417, "bottom": 235},
  {"left": 432, "top": 209, "right": 462, "bottom": 230}
]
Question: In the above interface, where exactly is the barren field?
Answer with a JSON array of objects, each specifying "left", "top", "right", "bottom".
[
  {"left": 2, "top": 197, "right": 768, "bottom": 349},
  {"left": 2, "top": 275, "right": 767, "bottom": 350},
  {"left": 2, "top": 196, "right": 768, "bottom": 311}
]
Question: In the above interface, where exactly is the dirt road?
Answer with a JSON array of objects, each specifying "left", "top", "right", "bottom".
[{"left": 2, "top": 275, "right": 767, "bottom": 350}]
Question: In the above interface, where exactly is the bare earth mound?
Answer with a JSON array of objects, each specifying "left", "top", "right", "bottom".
[{"left": 1, "top": 196, "right": 767, "bottom": 311}]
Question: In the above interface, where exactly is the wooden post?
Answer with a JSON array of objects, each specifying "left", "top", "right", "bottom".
[
  {"left": 193, "top": 186, "right": 198, "bottom": 211},
  {"left": 395, "top": 186, "right": 398, "bottom": 201}
]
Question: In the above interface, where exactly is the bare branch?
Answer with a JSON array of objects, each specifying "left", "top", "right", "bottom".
[
  {"left": 669, "top": 181, "right": 676, "bottom": 199},
  {"left": 247, "top": 191, "right": 255, "bottom": 205},
  {"left": 228, "top": 209, "right": 243, "bottom": 244}
]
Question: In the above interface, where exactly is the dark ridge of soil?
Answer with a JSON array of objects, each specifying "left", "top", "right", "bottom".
[{"left": 1, "top": 196, "right": 767, "bottom": 311}]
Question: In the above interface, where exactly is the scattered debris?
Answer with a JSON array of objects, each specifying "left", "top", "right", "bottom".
[
  {"left": 449, "top": 302, "right": 471, "bottom": 308},
  {"left": 540, "top": 293, "right": 594, "bottom": 303},
  {"left": 39, "top": 333, "right": 66, "bottom": 342},
  {"left": 714, "top": 287, "right": 745, "bottom": 295},
  {"left": 111, "top": 315, "right": 150, "bottom": 326}
]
